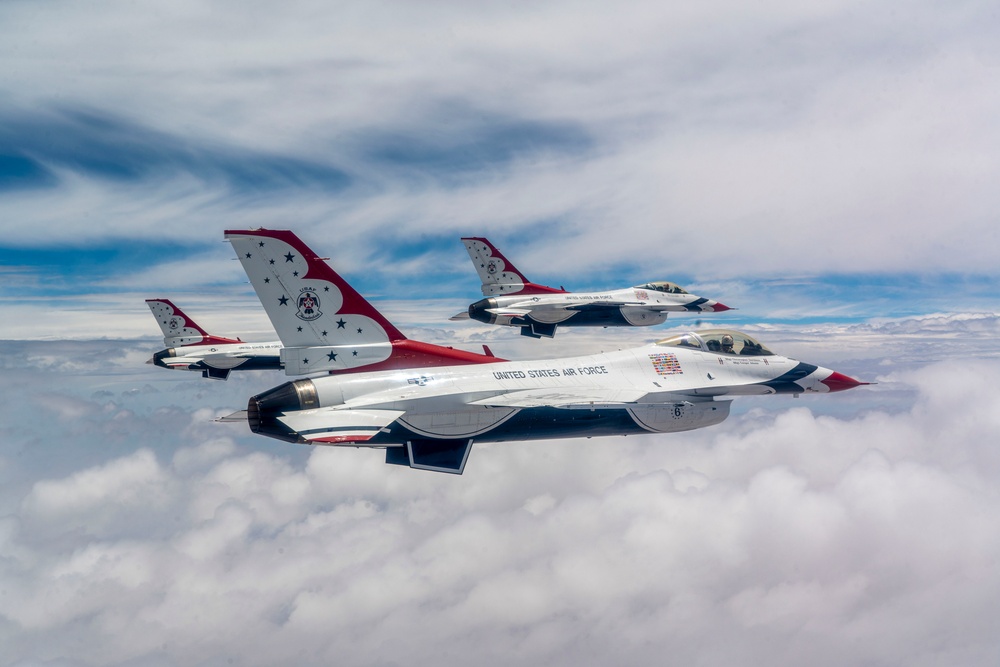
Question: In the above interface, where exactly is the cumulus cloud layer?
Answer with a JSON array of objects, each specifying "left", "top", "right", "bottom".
[{"left": 1, "top": 321, "right": 999, "bottom": 666}]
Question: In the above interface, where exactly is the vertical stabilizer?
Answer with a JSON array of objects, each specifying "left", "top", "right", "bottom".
[
  {"left": 146, "top": 299, "right": 241, "bottom": 347},
  {"left": 226, "top": 229, "right": 501, "bottom": 375},
  {"left": 461, "top": 237, "right": 566, "bottom": 296}
]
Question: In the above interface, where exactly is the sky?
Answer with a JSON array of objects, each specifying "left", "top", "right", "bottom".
[{"left": 1, "top": 1, "right": 999, "bottom": 665}]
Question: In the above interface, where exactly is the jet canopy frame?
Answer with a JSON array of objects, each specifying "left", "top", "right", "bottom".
[
  {"left": 656, "top": 329, "right": 775, "bottom": 357},
  {"left": 634, "top": 281, "right": 689, "bottom": 294}
]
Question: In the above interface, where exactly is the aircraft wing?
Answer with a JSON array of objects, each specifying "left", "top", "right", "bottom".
[
  {"left": 563, "top": 301, "right": 733, "bottom": 313},
  {"left": 276, "top": 407, "right": 405, "bottom": 444},
  {"left": 200, "top": 353, "right": 258, "bottom": 369},
  {"left": 468, "top": 386, "right": 740, "bottom": 408},
  {"left": 562, "top": 301, "right": 674, "bottom": 311},
  {"left": 469, "top": 387, "right": 649, "bottom": 409}
]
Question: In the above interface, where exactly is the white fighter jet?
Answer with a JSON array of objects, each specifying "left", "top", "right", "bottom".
[
  {"left": 220, "top": 229, "right": 866, "bottom": 475},
  {"left": 454, "top": 237, "right": 732, "bottom": 338},
  {"left": 146, "top": 298, "right": 282, "bottom": 380}
]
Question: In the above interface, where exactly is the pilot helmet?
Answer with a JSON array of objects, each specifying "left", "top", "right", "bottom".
[{"left": 721, "top": 334, "right": 734, "bottom": 349}]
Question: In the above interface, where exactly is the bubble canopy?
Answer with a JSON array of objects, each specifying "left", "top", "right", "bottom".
[
  {"left": 633, "top": 281, "right": 689, "bottom": 294},
  {"left": 656, "top": 329, "right": 775, "bottom": 356}
]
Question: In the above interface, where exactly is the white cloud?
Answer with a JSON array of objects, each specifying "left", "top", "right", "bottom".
[
  {"left": 2, "top": 332, "right": 1000, "bottom": 665},
  {"left": 23, "top": 449, "right": 169, "bottom": 519}
]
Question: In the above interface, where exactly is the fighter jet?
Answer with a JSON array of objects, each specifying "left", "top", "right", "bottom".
[
  {"left": 454, "top": 237, "right": 732, "bottom": 338},
  {"left": 146, "top": 298, "right": 282, "bottom": 380},
  {"left": 220, "top": 230, "right": 866, "bottom": 475}
]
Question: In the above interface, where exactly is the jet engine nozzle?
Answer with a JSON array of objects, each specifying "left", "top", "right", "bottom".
[
  {"left": 247, "top": 379, "right": 320, "bottom": 443},
  {"left": 468, "top": 298, "right": 498, "bottom": 325},
  {"left": 151, "top": 348, "right": 176, "bottom": 368}
]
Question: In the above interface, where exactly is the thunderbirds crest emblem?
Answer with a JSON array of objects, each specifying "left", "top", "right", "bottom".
[
  {"left": 486, "top": 260, "right": 498, "bottom": 275},
  {"left": 168, "top": 317, "right": 181, "bottom": 330},
  {"left": 296, "top": 289, "right": 322, "bottom": 321}
]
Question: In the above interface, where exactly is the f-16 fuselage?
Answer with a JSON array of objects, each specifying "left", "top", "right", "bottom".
[
  {"left": 238, "top": 328, "right": 862, "bottom": 473},
  {"left": 468, "top": 281, "right": 730, "bottom": 337},
  {"left": 151, "top": 340, "right": 283, "bottom": 378}
]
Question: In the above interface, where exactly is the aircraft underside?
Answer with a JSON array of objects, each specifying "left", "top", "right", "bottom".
[
  {"left": 249, "top": 399, "right": 731, "bottom": 474},
  {"left": 154, "top": 353, "right": 283, "bottom": 380},
  {"left": 375, "top": 401, "right": 731, "bottom": 444},
  {"left": 388, "top": 402, "right": 728, "bottom": 473},
  {"left": 513, "top": 306, "right": 670, "bottom": 338},
  {"left": 196, "top": 356, "right": 283, "bottom": 379}
]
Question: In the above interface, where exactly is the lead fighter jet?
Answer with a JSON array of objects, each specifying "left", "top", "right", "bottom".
[
  {"left": 454, "top": 237, "right": 732, "bottom": 338},
  {"left": 221, "top": 229, "right": 866, "bottom": 475}
]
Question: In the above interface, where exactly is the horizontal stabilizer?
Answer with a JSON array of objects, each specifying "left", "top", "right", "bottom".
[
  {"left": 449, "top": 311, "right": 471, "bottom": 321},
  {"left": 277, "top": 407, "right": 404, "bottom": 444},
  {"left": 487, "top": 307, "right": 532, "bottom": 317},
  {"left": 217, "top": 410, "right": 249, "bottom": 422}
]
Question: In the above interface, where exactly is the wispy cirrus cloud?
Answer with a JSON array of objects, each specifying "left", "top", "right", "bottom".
[{"left": 1, "top": 0, "right": 998, "bottom": 285}]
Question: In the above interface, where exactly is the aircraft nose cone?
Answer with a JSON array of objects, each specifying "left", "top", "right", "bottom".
[
  {"left": 820, "top": 371, "right": 866, "bottom": 392},
  {"left": 711, "top": 302, "right": 732, "bottom": 312}
]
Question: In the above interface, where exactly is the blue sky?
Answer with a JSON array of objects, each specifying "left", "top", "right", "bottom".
[
  {"left": 2, "top": 2, "right": 1000, "bottom": 666},
  {"left": 2, "top": 0, "right": 999, "bottom": 337}
]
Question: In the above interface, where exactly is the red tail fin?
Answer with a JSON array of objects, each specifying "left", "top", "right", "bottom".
[
  {"left": 225, "top": 229, "right": 502, "bottom": 375},
  {"left": 146, "top": 298, "right": 242, "bottom": 347},
  {"left": 461, "top": 237, "right": 567, "bottom": 296}
]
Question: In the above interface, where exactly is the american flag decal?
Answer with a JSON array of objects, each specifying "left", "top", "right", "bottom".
[{"left": 649, "top": 352, "right": 683, "bottom": 376}]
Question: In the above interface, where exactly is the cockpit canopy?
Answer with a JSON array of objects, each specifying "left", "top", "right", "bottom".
[
  {"left": 634, "top": 281, "right": 688, "bottom": 295},
  {"left": 656, "top": 329, "right": 775, "bottom": 356}
]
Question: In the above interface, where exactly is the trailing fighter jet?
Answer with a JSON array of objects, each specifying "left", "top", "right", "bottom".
[
  {"left": 146, "top": 298, "right": 282, "bottom": 380},
  {"left": 453, "top": 237, "right": 732, "bottom": 338},
  {"left": 220, "top": 230, "right": 866, "bottom": 475},
  {"left": 224, "top": 229, "right": 501, "bottom": 377}
]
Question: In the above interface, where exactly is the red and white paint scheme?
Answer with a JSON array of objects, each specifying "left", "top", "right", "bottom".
[
  {"left": 220, "top": 246, "right": 867, "bottom": 474},
  {"left": 146, "top": 298, "right": 282, "bottom": 380},
  {"left": 224, "top": 229, "right": 501, "bottom": 376},
  {"left": 455, "top": 237, "right": 732, "bottom": 338}
]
